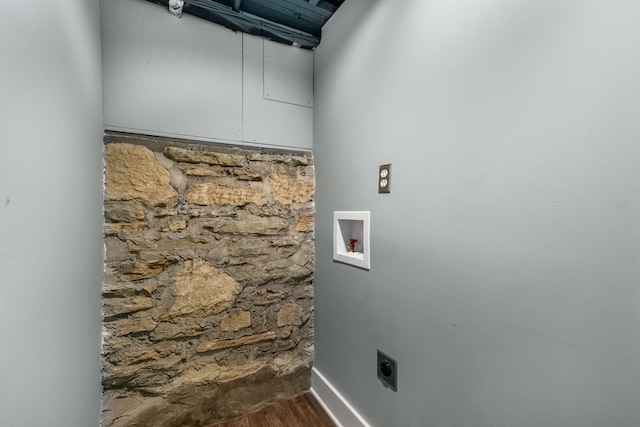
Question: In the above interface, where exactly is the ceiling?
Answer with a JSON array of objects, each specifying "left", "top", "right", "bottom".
[{"left": 145, "top": 0, "right": 345, "bottom": 49}]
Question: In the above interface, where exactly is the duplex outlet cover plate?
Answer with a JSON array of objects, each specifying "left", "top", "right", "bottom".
[
  {"left": 378, "top": 164, "right": 391, "bottom": 193},
  {"left": 377, "top": 349, "right": 397, "bottom": 391}
]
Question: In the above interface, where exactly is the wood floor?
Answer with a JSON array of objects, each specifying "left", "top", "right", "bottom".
[{"left": 209, "top": 393, "right": 336, "bottom": 427}]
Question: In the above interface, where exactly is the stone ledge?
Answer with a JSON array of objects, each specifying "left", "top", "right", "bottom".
[{"left": 196, "top": 331, "right": 278, "bottom": 353}]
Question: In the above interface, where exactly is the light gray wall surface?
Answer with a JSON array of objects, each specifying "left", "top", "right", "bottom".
[
  {"left": 313, "top": 1, "right": 640, "bottom": 426},
  {"left": 101, "top": 0, "right": 313, "bottom": 150},
  {"left": 0, "top": 0, "right": 104, "bottom": 425}
]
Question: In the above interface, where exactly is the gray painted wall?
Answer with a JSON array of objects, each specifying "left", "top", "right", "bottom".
[
  {"left": 0, "top": 0, "right": 104, "bottom": 425},
  {"left": 101, "top": 0, "right": 313, "bottom": 150},
  {"left": 313, "top": 1, "right": 640, "bottom": 426}
]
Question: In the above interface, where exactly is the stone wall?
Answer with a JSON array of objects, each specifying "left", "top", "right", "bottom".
[{"left": 102, "top": 133, "right": 315, "bottom": 427}]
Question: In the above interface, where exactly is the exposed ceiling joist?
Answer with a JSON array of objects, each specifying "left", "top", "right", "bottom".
[{"left": 145, "top": 0, "right": 343, "bottom": 49}]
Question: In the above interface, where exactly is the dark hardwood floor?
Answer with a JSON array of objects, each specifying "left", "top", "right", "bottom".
[{"left": 208, "top": 393, "right": 336, "bottom": 427}]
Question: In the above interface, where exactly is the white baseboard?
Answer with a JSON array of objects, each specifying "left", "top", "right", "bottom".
[{"left": 310, "top": 367, "right": 371, "bottom": 427}]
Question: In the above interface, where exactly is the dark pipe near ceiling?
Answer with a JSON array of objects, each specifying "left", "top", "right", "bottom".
[{"left": 145, "top": 0, "right": 321, "bottom": 49}]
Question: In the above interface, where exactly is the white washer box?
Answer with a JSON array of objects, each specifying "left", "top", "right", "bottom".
[{"left": 333, "top": 211, "right": 370, "bottom": 270}]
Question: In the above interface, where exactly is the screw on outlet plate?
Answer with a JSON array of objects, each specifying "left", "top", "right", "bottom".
[
  {"left": 378, "top": 164, "right": 391, "bottom": 193},
  {"left": 377, "top": 349, "right": 397, "bottom": 391}
]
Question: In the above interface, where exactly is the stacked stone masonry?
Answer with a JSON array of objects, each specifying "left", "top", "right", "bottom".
[{"left": 102, "top": 133, "right": 315, "bottom": 427}]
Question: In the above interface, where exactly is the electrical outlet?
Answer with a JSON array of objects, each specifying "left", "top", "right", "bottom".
[
  {"left": 378, "top": 164, "right": 391, "bottom": 193},
  {"left": 377, "top": 349, "right": 397, "bottom": 391}
]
